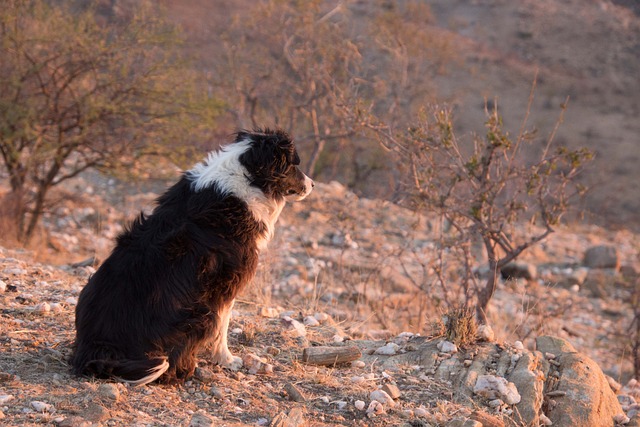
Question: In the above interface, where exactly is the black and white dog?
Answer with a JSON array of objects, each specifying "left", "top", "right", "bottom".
[{"left": 71, "top": 128, "right": 313, "bottom": 385}]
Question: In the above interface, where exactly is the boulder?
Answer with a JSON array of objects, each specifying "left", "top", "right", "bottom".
[
  {"left": 508, "top": 351, "right": 545, "bottom": 426},
  {"left": 583, "top": 245, "right": 620, "bottom": 270},
  {"left": 501, "top": 262, "right": 538, "bottom": 281},
  {"left": 536, "top": 336, "right": 625, "bottom": 427}
]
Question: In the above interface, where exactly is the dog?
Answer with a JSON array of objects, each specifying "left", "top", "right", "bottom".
[{"left": 70, "top": 128, "right": 313, "bottom": 385}]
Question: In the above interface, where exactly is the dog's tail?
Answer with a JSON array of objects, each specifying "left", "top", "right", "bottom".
[{"left": 80, "top": 357, "right": 170, "bottom": 386}]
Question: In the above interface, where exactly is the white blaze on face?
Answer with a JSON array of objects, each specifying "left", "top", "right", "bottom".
[{"left": 289, "top": 173, "right": 314, "bottom": 201}]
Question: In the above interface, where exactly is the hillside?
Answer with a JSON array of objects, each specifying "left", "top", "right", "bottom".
[
  {"left": 0, "top": 179, "right": 638, "bottom": 425},
  {"left": 162, "top": 0, "right": 640, "bottom": 230}
]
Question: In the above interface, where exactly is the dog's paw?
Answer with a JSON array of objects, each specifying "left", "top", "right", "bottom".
[
  {"left": 212, "top": 351, "right": 243, "bottom": 371},
  {"left": 223, "top": 355, "right": 243, "bottom": 372}
]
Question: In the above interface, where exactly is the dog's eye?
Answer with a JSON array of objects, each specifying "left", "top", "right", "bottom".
[{"left": 286, "top": 189, "right": 297, "bottom": 195}]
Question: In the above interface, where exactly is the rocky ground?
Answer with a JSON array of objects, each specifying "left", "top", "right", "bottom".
[{"left": 0, "top": 178, "right": 639, "bottom": 426}]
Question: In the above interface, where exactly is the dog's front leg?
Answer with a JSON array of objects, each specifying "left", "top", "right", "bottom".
[{"left": 211, "top": 300, "right": 243, "bottom": 371}]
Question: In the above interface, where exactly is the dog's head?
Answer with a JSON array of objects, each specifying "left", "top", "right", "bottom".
[{"left": 236, "top": 128, "right": 314, "bottom": 201}]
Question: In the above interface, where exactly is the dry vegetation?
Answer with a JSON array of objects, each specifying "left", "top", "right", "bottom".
[{"left": 1, "top": 0, "right": 639, "bottom": 425}]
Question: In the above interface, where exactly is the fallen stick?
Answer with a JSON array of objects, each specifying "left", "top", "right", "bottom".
[{"left": 302, "top": 346, "right": 362, "bottom": 366}]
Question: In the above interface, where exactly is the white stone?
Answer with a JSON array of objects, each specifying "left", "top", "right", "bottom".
[
  {"left": 30, "top": 401, "right": 52, "bottom": 412},
  {"left": 3, "top": 268, "right": 26, "bottom": 275},
  {"left": 0, "top": 280, "right": 6, "bottom": 292},
  {"left": 477, "top": 325, "right": 495, "bottom": 342},
  {"left": 0, "top": 395, "right": 14, "bottom": 405},
  {"left": 303, "top": 316, "right": 320, "bottom": 327},
  {"left": 332, "top": 334, "right": 344, "bottom": 343},
  {"left": 65, "top": 297, "right": 78, "bottom": 305},
  {"left": 370, "top": 390, "right": 395, "bottom": 407},
  {"left": 351, "top": 360, "right": 366, "bottom": 368},
  {"left": 281, "top": 316, "right": 306, "bottom": 337},
  {"left": 437, "top": 340, "right": 458, "bottom": 353},
  {"left": 354, "top": 400, "right": 366, "bottom": 410},
  {"left": 473, "top": 375, "right": 521, "bottom": 405},
  {"left": 313, "top": 312, "right": 329, "bottom": 323},
  {"left": 374, "top": 342, "right": 399, "bottom": 355},
  {"left": 488, "top": 399, "right": 504, "bottom": 408},
  {"left": 242, "top": 353, "right": 271, "bottom": 375},
  {"left": 259, "top": 307, "right": 279, "bottom": 318},
  {"left": 366, "top": 400, "right": 385, "bottom": 416},
  {"left": 35, "top": 302, "right": 51, "bottom": 313},
  {"left": 414, "top": 406, "right": 429, "bottom": 417},
  {"left": 513, "top": 341, "right": 525, "bottom": 351},
  {"left": 331, "top": 400, "right": 347, "bottom": 410},
  {"left": 540, "top": 413, "right": 553, "bottom": 425}
]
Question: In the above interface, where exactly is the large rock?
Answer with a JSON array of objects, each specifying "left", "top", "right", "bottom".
[
  {"left": 508, "top": 351, "right": 545, "bottom": 426},
  {"left": 583, "top": 245, "right": 620, "bottom": 270},
  {"left": 536, "top": 336, "right": 625, "bottom": 427}
]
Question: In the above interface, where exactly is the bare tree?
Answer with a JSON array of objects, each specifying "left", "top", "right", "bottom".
[
  {"left": 0, "top": 0, "right": 220, "bottom": 243},
  {"left": 361, "top": 91, "right": 593, "bottom": 323}
]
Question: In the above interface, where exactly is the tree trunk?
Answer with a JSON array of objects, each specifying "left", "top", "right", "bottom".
[
  {"left": 0, "top": 188, "right": 26, "bottom": 242},
  {"left": 476, "top": 259, "right": 499, "bottom": 325}
]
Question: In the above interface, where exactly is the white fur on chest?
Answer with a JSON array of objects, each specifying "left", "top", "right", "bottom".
[{"left": 187, "top": 139, "right": 284, "bottom": 250}]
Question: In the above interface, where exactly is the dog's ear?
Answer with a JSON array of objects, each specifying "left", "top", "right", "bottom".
[{"left": 273, "top": 132, "right": 299, "bottom": 166}]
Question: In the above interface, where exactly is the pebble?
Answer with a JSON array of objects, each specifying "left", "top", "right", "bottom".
[
  {"left": 189, "top": 411, "right": 214, "bottom": 427},
  {"left": 374, "top": 342, "right": 399, "bottom": 355},
  {"left": 351, "top": 360, "right": 366, "bottom": 368},
  {"left": 314, "top": 312, "right": 329, "bottom": 323},
  {"left": 65, "top": 297, "right": 78, "bottom": 305},
  {"left": 488, "top": 399, "right": 504, "bottom": 408},
  {"left": 382, "top": 383, "right": 401, "bottom": 399},
  {"left": 437, "top": 340, "right": 458, "bottom": 354},
  {"left": 281, "top": 316, "right": 306, "bottom": 337},
  {"left": 259, "top": 307, "right": 279, "bottom": 318},
  {"left": 539, "top": 414, "right": 553, "bottom": 425},
  {"left": 3, "top": 268, "right": 27, "bottom": 275},
  {"left": 194, "top": 367, "right": 215, "bottom": 382},
  {"left": 332, "top": 334, "right": 344, "bottom": 343},
  {"left": 477, "top": 324, "right": 495, "bottom": 342},
  {"left": 283, "top": 382, "right": 306, "bottom": 402},
  {"left": 366, "top": 400, "right": 385, "bottom": 417},
  {"left": 0, "top": 280, "right": 6, "bottom": 292},
  {"left": 0, "top": 395, "right": 14, "bottom": 405},
  {"left": 35, "top": 302, "right": 51, "bottom": 313},
  {"left": 613, "top": 414, "right": 630, "bottom": 424},
  {"left": 97, "top": 383, "right": 120, "bottom": 401},
  {"left": 370, "top": 389, "right": 395, "bottom": 407},
  {"left": 513, "top": 341, "right": 525, "bottom": 351},
  {"left": 31, "top": 401, "right": 53, "bottom": 412},
  {"left": 209, "top": 386, "right": 224, "bottom": 399},
  {"left": 473, "top": 375, "right": 521, "bottom": 405},
  {"left": 242, "top": 353, "right": 272, "bottom": 375},
  {"left": 354, "top": 400, "right": 366, "bottom": 410},
  {"left": 265, "top": 346, "right": 280, "bottom": 356},
  {"left": 331, "top": 400, "right": 348, "bottom": 410},
  {"left": 618, "top": 395, "right": 637, "bottom": 407},
  {"left": 303, "top": 316, "right": 319, "bottom": 327},
  {"left": 414, "top": 406, "right": 429, "bottom": 417}
]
